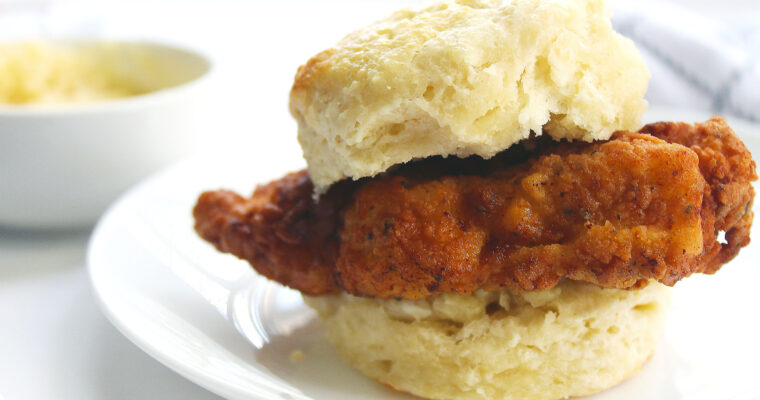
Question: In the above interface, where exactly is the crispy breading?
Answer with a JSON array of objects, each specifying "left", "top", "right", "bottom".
[
  {"left": 640, "top": 117, "right": 757, "bottom": 274},
  {"left": 194, "top": 118, "right": 756, "bottom": 299},
  {"left": 194, "top": 172, "right": 355, "bottom": 295}
]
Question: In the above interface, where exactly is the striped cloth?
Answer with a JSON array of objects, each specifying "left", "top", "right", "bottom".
[{"left": 613, "top": 1, "right": 760, "bottom": 122}]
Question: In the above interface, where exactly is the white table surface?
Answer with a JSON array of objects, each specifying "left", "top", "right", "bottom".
[
  {"left": 1, "top": 1, "right": 758, "bottom": 399},
  {"left": 0, "top": 228, "right": 222, "bottom": 399}
]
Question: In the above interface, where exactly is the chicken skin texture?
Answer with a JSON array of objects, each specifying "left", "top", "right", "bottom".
[{"left": 194, "top": 118, "right": 756, "bottom": 300}]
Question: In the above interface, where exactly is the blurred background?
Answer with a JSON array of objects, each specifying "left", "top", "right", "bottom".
[
  {"left": 0, "top": 1, "right": 758, "bottom": 399},
  {"left": 2, "top": 0, "right": 758, "bottom": 155}
]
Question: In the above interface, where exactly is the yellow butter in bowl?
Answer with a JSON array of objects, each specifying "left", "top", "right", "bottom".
[
  {"left": 0, "top": 41, "right": 179, "bottom": 105},
  {"left": 0, "top": 40, "right": 212, "bottom": 228}
]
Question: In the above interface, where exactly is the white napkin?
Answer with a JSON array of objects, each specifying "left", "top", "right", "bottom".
[{"left": 612, "top": 1, "right": 760, "bottom": 122}]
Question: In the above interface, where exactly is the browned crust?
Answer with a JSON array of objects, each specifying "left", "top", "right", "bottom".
[
  {"left": 640, "top": 117, "right": 757, "bottom": 274},
  {"left": 193, "top": 118, "right": 756, "bottom": 299},
  {"left": 290, "top": 49, "right": 334, "bottom": 94}
]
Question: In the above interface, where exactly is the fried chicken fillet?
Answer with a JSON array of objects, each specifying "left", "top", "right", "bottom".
[{"left": 194, "top": 118, "right": 756, "bottom": 300}]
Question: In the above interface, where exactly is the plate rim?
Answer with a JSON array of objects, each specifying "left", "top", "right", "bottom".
[{"left": 87, "top": 186, "right": 257, "bottom": 400}]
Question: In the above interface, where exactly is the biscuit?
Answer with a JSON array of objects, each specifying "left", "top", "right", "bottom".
[
  {"left": 305, "top": 279, "right": 670, "bottom": 400},
  {"left": 290, "top": 0, "right": 649, "bottom": 192}
]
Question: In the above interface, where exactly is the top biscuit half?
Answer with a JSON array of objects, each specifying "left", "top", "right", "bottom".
[{"left": 289, "top": 0, "right": 649, "bottom": 193}]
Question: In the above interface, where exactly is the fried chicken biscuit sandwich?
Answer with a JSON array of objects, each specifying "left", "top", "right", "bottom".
[{"left": 193, "top": 0, "right": 757, "bottom": 398}]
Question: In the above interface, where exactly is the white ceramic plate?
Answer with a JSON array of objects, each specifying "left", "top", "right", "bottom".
[{"left": 88, "top": 108, "right": 760, "bottom": 400}]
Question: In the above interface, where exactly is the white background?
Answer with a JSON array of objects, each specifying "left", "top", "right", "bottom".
[{"left": 0, "top": 1, "right": 759, "bottom": 399}]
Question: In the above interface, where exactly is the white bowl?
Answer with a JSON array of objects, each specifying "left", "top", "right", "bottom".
[{"left": 0, "top": 40, "right": 212, "bottom": 229}]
